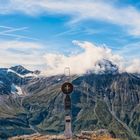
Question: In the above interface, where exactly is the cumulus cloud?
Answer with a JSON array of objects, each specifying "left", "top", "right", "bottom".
[
  {"left": 125, "top": 59, "right": 140, "bottom": 73},
  {"left": 43, "top": 40, "right": 123, "bottom": 75},
  {"left": 0, "top": 39, "right": 139, "bottom": 75},
  {"left": 1, "top": 0, "right": 140, "bottom": 36},
  {"left": 116, "top": 42, "right": 140, "bottom": 60}
]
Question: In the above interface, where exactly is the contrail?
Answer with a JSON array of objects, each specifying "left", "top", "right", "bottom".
[
  {"left": 0, "top": 27, "right": 28, "bottom": 34},
  {"left": 0, "top": 25, "right": 13, "bottom": 29},
  {"left": 0, "top": 25, "right": 39, "bottom": 41},
  {"left": 0, "top": 33, "right": 39, "bottom": 41}
]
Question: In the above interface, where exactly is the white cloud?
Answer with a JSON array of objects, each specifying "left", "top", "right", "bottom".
[
  {"left": 1, "top": 0, "right": 140, "bottom": 36},
  {"left": 116, "top": 42, "right": 140, "bottom": 60},
  {"left": 0, "top": 39, "right": 139, "bottom": 74},
  {"left": 43, "top": 40, "right": 123, "bottom": 75},
  {"left": 125, "top": 59, "right": 140, "bottom": 73},
  {"left": 0, "top": 40, "right": 46, "bottom": 70},
  {"left": 43, "top": 40, "right": 140, "bottom": 75},
  {"left": 0, "top": 40, "right": 41, "bottom": 49}
]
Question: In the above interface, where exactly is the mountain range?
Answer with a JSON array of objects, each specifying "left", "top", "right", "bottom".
[{"left": 0, "top": 60, "right": 140, "bottom": 140}]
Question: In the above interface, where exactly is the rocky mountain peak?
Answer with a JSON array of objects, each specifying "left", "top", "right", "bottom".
[
  {"left": 10, "top": 65, "right": 33, "bottom": 75},
  {"left": 95, "top": 59, "right": 118, "bottom": 74}
]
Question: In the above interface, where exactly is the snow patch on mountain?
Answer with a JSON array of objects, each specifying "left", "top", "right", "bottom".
[
  {"left": 7, "top": 68, "right": 39, "bottom": 78},
  {"left": 95, "top": 59, "right": 118, "bottom": 74},
  {"left": 15, "top": 86, "right": 23, "bottom": 95},
  {"left": 7, "top": 69, "right": 23, "bottom": 77},
  {"left": 0, "top": 81, "right": 4, "bottom": 84},
  {"left": 11, "top": 84, "right": 23, "bottom": 95}
]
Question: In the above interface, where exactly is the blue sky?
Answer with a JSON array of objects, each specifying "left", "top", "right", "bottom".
[{"left": 0, "top": 0, "right": 140, "bottom": 74}]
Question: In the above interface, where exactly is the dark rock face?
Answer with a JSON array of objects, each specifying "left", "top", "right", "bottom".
[
  {"left": 0, "top": 69, "right": 12, "bottom": 95},
  {"left": 0, "top": 66, "right": 140, "bottom": 140}
]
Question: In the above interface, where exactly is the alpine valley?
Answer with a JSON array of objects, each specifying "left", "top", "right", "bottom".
[{"left": 0, "top": 60, "right": 140, "bottom": 140}]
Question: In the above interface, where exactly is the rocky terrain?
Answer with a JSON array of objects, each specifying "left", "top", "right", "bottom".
[
  {"left": 9, "top": 134, "right": 65, "bottom": 140},
  {"left": 0, "top": 61, "right": 140, "bottom": 140},
  {"left": 9, "top": 130, "right": 119, "bottom": 140}
]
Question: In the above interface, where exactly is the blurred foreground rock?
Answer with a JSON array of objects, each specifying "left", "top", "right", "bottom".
[
  {"left": 75, "top": 129, "right": 119, "bottom": 140},
  {"left": 9, "top": 130, "right": 119, "bottom": 140},
  {"left": 9, "top": 134, "right": 66, "bottom": 140}
]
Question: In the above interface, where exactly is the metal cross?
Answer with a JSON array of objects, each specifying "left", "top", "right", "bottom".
[{"left": 65, "top": 85, "right": 70, "bottom": 92}]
